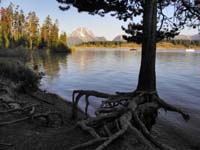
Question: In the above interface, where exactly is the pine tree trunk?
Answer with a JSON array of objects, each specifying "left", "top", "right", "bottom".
[{"left": 137, "top": 0, "right": 157, "bottom": 92}]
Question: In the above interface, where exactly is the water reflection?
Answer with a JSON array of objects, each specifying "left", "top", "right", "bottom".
[
  {"left": 31, "top": 50, "right": 68, "bottom": 78},
  {"left": 32, "top": 48, "right": 200, "bottom": 150}
]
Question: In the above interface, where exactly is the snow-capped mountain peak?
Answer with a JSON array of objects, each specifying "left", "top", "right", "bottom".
[
  {"left": 68, "top": 27, "right": 107, "bottom": 46},
  {"left": 70, "top": 27, "right": 96, "bottom": 41}
]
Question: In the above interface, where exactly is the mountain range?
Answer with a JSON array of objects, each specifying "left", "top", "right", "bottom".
[
  {"left": 67, "top": 27, "right": 200, "bottom": 46},
  {"left": 175, "top": 34, "right": 200, "bottom": 40},
  {"left": 67, "top": 27, "right": 107, "bottom": 46}
]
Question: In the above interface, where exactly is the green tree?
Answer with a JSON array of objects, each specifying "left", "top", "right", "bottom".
[
  {"left": 41, "top": 15, "right": 52, "bottom": 48},
  {"left": 50, "top": 19, "right": 59, "bottom": 48},
  {"left": 0, "top": 3, "right": 68, "bottom": 50},
  {"left": 0, "top": 3, "right": 14, "bottom": 48},
  {"left": 59, "top": 31, "right": 67, "bottom": 46},
  {"left": 12, "top": 7, "right": 26, "bottom": 46},
  {"left": 26, "top": 11, "right": 39, "bottom": 49}
]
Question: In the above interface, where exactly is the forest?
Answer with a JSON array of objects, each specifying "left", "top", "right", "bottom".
[{"left": 0, "top": 3, "right": 70, "bottom": 52}]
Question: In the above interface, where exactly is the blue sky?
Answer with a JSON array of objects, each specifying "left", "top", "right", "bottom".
[{"left": 1, "top": 0, "right": 198, "bottom": 40}]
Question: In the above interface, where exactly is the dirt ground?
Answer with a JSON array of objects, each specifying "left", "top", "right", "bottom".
[{"left": 0, "top": 78, "right": 151, "bottom": 150}]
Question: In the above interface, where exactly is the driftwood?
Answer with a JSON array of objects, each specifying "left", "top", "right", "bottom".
[{"left": 71, "top": 90, "right": 189, "bottom": 150}]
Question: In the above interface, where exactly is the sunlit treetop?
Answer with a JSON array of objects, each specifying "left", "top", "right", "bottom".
[{"left": 57, "top": 0, "right": 200, "bottom": 43}]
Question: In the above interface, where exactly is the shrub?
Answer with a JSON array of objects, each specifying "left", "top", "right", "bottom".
[
  {"left": 0, "top": 47, "right": 30, "bottom": 63},
  {"left": 50, "top": 42, "right": 71, "bottom": 53},
  {"left": 0, "top": 61, "right": 41, "bottom": 91}
]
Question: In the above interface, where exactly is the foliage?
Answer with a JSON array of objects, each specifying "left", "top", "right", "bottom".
[
  {"left": 26, "top": 11, "right": 39, "bottom": 49},
  {"left": 51, "top": 41, "right": 70, "bottom": 52},
  {"left": 0, "top": 47, "right": 41, "bottom": 90},
  {"left": 59, "top": 32, "right": 67, "bottom": 46},
  {"left": 0, "top": 3, "right": 70, "bottom": 52},
  {"left": 0, "top": 61, "right": 41, "bottom": 90},
  {"left": 0, "top": 47, "right": 29, "bottom": 59}
]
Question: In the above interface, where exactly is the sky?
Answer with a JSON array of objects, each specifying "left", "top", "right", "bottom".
[{"left": 0, "top": 0, "right": 198, "bottom": 40}]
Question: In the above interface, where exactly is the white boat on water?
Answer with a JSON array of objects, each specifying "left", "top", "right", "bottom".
[{"left": 186, "top": 49, "right": 195, "bottom": 52}]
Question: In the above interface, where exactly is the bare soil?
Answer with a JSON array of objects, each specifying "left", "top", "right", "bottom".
[{"left": 0, "top": 78, "right": 150, "bottom": 150}]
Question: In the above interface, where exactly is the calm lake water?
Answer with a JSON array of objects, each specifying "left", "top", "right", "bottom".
[{"left": 33, "top": 48, "right": 200, "bottom": 150}]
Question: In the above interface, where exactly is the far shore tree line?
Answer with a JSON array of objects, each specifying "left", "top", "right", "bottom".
[
  {"left": 78, "top": 39, "right": 200, "bottom": 48},
  {"left": 0, "top": 3, "right": 69, "bottom": 52}
]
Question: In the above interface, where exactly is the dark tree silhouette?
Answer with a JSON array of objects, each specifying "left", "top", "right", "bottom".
[{"left": 57, "top": 0, "right": 200, "bottom": 150}]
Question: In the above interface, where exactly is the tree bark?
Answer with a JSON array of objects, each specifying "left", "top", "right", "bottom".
[{"left": 137, "top": 0, "right": 157, "bottom": 92}]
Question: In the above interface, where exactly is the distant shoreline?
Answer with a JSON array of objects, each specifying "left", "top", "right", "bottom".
[
  {"left": 75, "top": 46, "right": 200, "bottom": 50},
  {"left": 75, "top": 41, "right": 200, "bottom": 50}
]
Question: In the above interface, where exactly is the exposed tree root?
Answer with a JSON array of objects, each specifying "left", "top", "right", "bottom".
[
  {"left": 25, "top": 91, "right": 55, "bottom": 105},
  {"left": 0, "top": 103, "right": 39, "bottom": 114},
  {"left": 0, "top": 98, "right": 28, "bottom": 110},
  {"left": 71, "top": 90, "right": 189, "bottom": 150},
  {"left": 0, "top": 143, "right": 13, "bottom": 146},
  {"left": 72, "top": 90, "right": 113, "bottom": 118},
  {"left": 0, "top": 111, "right": 64, "bottom": 127},
  {"left": 70, "top": 138, "right": 108, "bottom": 150}
]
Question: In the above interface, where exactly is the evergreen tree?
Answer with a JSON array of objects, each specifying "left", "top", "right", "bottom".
[
  {"left": 42, "top": 15, "right": 53, "bottom": 48},
  {"left": 0, "top": 3, "right": 69, "bottom": 51},
  {"left": 0, "top": 3, "right": 14, "bottom": 48},
  {"left": 13, "top": 7, "right": 26, "bottom": 46},
  {"left": 50, "top": 19, "right": 59, "bottom": 48},
  {"left": 26, "top": 11, "right": 39, "bottom": 49},
  {"left": 59, "top": 31, "right": 67, "bottom": 46}
]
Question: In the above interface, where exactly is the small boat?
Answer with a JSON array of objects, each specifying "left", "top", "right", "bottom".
[
  {"left": 130, "top": 48, "right": 137, "bottom": 51},
  {"left": 186, "top": 49, "right": 195, "bottom": 52}
]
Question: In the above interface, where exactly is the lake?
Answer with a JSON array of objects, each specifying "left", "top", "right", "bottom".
[{"left": 33, "top": 48, "right": 200, "bottom": 150}]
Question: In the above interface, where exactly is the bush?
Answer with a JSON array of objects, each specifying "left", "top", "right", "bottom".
[
  {"left": 0, "top": 47, "right": 30, "bottom": 63},
  {"left": 50, "top": 42, "right": 71, "bottom": 53},
  {"left": 0, "top": 61, "right": 41, "bottom": 91}
]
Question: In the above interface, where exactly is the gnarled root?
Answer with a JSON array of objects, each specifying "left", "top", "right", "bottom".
[
  {"left": 0, "top": 143, "right": 13, "bottom": 146},
  {"left": 71, "top": 90, "right": 189, "bottom": 150},
  {"left": 0, "top": 111, "right": 64, "bottom": 127},
  {"left": 72, "top": 90, "right": 112, "bottom": 118},
  {"left": 0, "top": 103, "right": 39, "bottom": 114}
]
